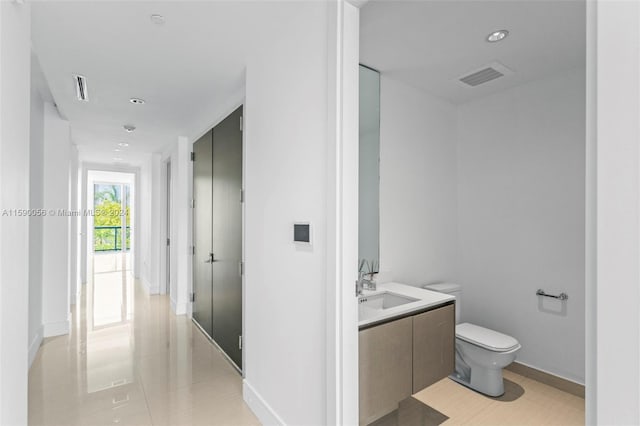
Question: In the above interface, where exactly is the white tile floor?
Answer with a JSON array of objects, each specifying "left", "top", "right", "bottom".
[{"left": 29, "top": 253, "right": 259, "bottom": 426}]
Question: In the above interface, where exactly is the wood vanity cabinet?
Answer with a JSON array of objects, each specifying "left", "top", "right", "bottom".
[
  {"left": 359, "top": 317, "right": 413, "bottom": 426},
  {"left": 359, "top": 303, "right": 455, "bottom": 425},
  {"left": 412, "top": 304, "right": 455, "bottom": 393}
]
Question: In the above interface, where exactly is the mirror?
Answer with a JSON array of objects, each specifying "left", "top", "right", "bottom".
[{"left": 359, "top": 65, "right": 380, "bottom": 276}]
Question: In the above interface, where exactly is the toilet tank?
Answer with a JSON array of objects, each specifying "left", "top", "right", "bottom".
[{"left": 423, "top": 283, "right": 462, "bottom": 324}]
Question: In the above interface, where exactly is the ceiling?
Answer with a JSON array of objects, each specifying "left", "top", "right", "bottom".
[
  {"left": 360, "top": 0, "right": 586, "bottom": 104},
  {"left": 31, "top": 1, "right": 286, "bottom": 161},
  {"left": 32, "top": 1, "right": 587, "bottom": 163}
]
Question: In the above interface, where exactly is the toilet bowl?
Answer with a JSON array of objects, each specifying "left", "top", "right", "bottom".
[{"left": 423, "top": 283, "right": 521, "bottom": 397}]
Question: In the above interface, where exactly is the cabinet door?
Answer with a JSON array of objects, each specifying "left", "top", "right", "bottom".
[
  {"left": 359, "top": 317, "right": 413, "bottom": 425},
  {"left": 412, "top": 304, "right": 455, "bottom": 393}
]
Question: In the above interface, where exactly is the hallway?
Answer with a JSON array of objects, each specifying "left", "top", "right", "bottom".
[{"left": 28, "top": 254, "right": 259, "bottom": 426}]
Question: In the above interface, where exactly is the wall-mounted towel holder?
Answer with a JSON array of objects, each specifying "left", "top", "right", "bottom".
[{"left": 536, "top": 289, "right": 568, "bottom": 301}]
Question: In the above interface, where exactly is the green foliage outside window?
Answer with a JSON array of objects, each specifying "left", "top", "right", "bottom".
[{"left": 93, "top": 184, "right": 131, "bottom": 251}]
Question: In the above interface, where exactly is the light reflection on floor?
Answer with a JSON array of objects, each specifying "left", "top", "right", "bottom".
[{"left": 28, "top": 252, "right": 259, "bottom": 425}]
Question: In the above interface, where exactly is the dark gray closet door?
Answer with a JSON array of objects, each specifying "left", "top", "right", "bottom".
[
  {"left": 192, "top": 130, "right": 213, "bottom": 338},
  {"left": 211, "top": 106, "right": 243, "bottom": 369}
]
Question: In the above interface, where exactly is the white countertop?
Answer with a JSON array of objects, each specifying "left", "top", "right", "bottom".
[{"left": 358, "top": 282, "right": 455, "bottom": 328}]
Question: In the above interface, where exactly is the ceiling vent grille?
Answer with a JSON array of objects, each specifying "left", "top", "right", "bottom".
[
  {"left": 74, "top": 74, "right": 89, "bottom": 101},
  {"left": 460, "top": 67, "right": 504, "bottom": 86},
  {"left": 458, "top": 62, "right": 514, "bottom": 88}
]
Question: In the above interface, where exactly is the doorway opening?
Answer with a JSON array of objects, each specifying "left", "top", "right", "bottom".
[
  {"left": 93, "top": 182, "right": 131, "bottom": 273},
  {"left": 84, "top": 170, "right": 136, "bottom": 282},
  {"left": 164, "top": 160, "right": 172, "bottom": 296}
]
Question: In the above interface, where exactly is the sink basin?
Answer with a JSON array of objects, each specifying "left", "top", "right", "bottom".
[
  {"left": 357, "top": 282, "right": 457, "bottom": 327},
  {"left": 360, "top": 292, "right": 419, "bottom": 309},
  {"left": 358, "top": 292, "right": 419, "bottom": 321}
]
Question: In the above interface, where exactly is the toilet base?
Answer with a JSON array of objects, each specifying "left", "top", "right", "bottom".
[
  {"left": 448, "top": 368, "right": 505, "bottom": 397},
  {"left": 451, "top": 338, "right": 521, "bottom": 397}
]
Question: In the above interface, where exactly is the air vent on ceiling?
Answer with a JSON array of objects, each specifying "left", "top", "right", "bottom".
[
  {"left": 74, "top": 74, "right": 88, "bottom": 101},
  {"left": 458, "top": 62, "right": 514, "bottom": 88},
  {"left": 460, "top": 67, "right": 503, "bottom": 86}
]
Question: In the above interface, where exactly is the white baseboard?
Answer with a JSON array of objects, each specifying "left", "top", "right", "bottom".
[
  {"left": 243, "top": 380, "right": 285, "bottom": 426},
  {"left": 43, "top": 316, "right": 70, "bottom": 337},
  {"left": 170, "top": 297, "right": 188, "bottom": 315},
  {"left": 28, "top": 326, "right": 44, "bottom": 368},
  {"left": 175, "top": 302, "right": 188, "bottom": 315},
  {"left": 142, "top": 278, "right": 159, "bottom": 295}
]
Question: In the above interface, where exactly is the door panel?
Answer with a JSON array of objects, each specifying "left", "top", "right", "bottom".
[
  {"left": 166, "top": 162, "right": 171, "bottom": 294},
  {"left": 359, "top": 317, "right": 413, "bottom": 425},
  {"left": 412, "top": 304, "right": 455, "bottom": 393},
  {"left": 192, "top": 130, "right": 213, "bottom": 338},
  {"left": 211, "top": 106, "right": 243, "bottom": 369}
]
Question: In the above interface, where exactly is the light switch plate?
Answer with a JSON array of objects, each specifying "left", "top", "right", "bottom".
[{"left": 293, "top": 222, "right": 312, "bottom": 245}]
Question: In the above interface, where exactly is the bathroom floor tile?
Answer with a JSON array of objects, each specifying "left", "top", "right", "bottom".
[
  {"left": 369, "top": 397, "right": 449, "bottom": 426},
  {"left": 413, "top": 372, "right": 585, "bottom": 426},
  {"left": 413, "top": 378, "right": 493, "bottom": 424}
]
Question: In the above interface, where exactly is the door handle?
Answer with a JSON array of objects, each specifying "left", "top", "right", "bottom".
[{"left": 204, "top": 253, "right": 215, "bottom": 263}]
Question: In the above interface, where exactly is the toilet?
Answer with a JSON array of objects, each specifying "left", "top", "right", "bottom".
[{"left": 423, "top": 283, "right": 521, "bottom": 397}]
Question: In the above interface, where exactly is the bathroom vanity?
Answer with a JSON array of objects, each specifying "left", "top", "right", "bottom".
[
  {"left": 356, "top": 66, "right": 456, "bottom": 424},
  {"left": 358, "top": 283, "right": 455, "bottom": 425}
]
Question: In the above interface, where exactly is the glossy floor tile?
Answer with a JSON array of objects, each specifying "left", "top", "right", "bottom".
[
  {"left": 412, "top": 370, "right": 585, "bottom": 426},
  {"left": 29, "top": 253, "right": 259, "bottom": 426}
]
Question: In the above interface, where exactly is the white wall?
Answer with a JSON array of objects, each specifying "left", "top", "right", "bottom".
[
  {"left": 159, "top": 157, "right": 171, "bottom": 296},
  {"left": 80, "top": 164, "right": 87, "bottom": 285},
  {"left": 379, "top": 76, "right": 458, "bottom": 285},
  {"left": 29, "top": 59, "right": 45, "bottom": 367},
  {"left": 164, "top": 145, "right": 179, "bottom": 307},
  {"left": 75, "top": 158, "right": 82, "bottom": 299},
  {"left": 150, "top": 153, "right": 162, "bottom": 294},
  {"left": 139, "top": 156, "right": 153, "bottom": 290},
  {"left": 0, "top": 2, "right": 31, "bottom": 423},
  {"left": 68, "top": 145, "right": 79, "bottom": 305},
  {"left": 169, "top": 137, "right": 191, "bottom": 315},
  {"left": 41, "top": 102, "right": 71, "bottom": 337},
  {"left": 591, "top": 1, "right": 640, "bottom": 423},
  {"left": 242, "top": 2, "right": 332, "bottom": 424},
  {"left": 456, "top": 69, "right": 586, "bottom": 384},
  {"left": 330, "top": 4, "right": 360, "bottom": 423},
  {"left": 136, "top": 153, "right": 163, "bottom": 295}
]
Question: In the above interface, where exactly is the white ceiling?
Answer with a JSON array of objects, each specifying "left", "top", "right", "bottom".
[
  {"left": 32, "top": 0, "right": 586, "bottom": 163},
  {"left": 360, "top": 0, "right": 586, "bottom": 104},
  {"left": 31, "top": 1, "right": 283, "bottom": 160}
]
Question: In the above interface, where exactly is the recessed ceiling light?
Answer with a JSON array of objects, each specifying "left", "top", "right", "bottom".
[
  {"left": 130, "top": 98, "right": 145, "bottom": 105},
  {"left": 487, "top": 30, "right": 509, "bottom": 43},
  {"left": 118, "top": 142, "right": 129, "bottom": 147},
  {"left": 114, "top": 148, "right": 122, "bottom": 152},
  {"left": 150, "top": 14, "right": 165, "bottom": 25},
  {"left": 123, "top": 124, "right": 136, "bottom": 133}
]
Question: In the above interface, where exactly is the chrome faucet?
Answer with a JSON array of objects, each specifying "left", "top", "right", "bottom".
[
  {"left": 356, "top": 259, "right": 378, "bottom": 296},
  {"left": 356, "top": 274, "right": 365, "bottom": 296},
  {"left": 356, "top": 271, "right": 376, "bottom": 296}
]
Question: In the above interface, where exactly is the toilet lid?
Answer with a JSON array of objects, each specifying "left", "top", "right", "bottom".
[{"left": 456, "top": 323, "right": 520, "bottom": 352}]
